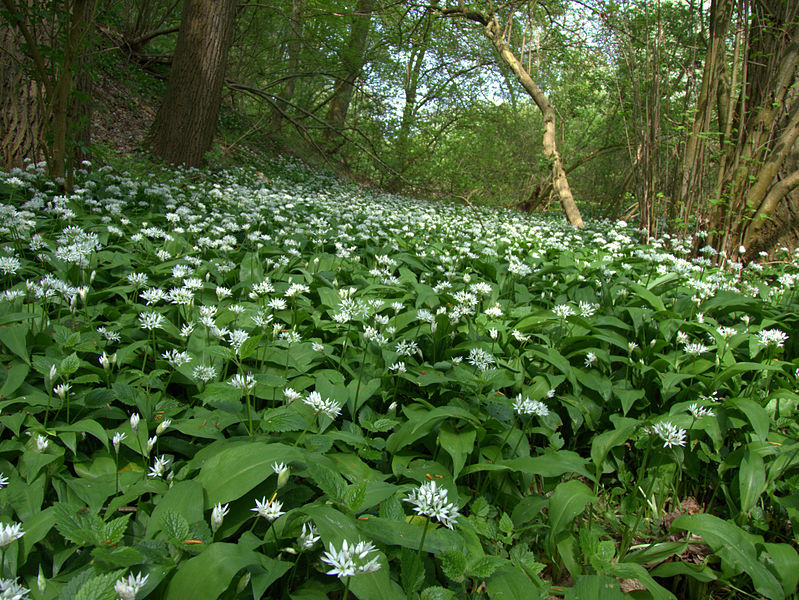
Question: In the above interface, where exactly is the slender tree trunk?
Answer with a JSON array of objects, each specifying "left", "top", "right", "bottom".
[
  {"left": 324, "top": 0, "right": 374, "bottom": 143},
  {"left": 482, "top": 19, "right": 583, "bottom": 227},
  {"left": 149, "top": 0, "right": 238, "bottom": 167},
  {"left": 270, "top": 0, "right": 304, "bottom": 134}
]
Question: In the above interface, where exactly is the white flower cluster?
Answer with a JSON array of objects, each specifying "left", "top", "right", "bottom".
[
  {"left": 404, "top": 480, "right": 460, "bottom": 529},
  {"left": 320, "top": 539, "right": 381, "bottom": 579},
  {"left": 512, "top": 394, "right": 549, "bottom": 417}
]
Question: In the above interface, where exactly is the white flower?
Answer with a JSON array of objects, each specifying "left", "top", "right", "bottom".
[
  {"left": 404, "top": 481, "right": 460, "bottom": 529},
  {"left": 112, "top": 432, "right": 126, "bottom": 453},
  {"left": 283, "top": 388, "right": 301, "bottom": 403},
  {"left": 0, "top": 474, "right": 7, "bottom": 487},
  {"left": 320, "top": 539, "right": 381, "bottom": 579},
  {"left": 35, "top": 435, "right": 48, "bottom": 453},
  {"left": 114, "top": 572, "right": 149, "bottom": 600},
  {"left": 553, "top": 303, "right": 575, "bottom": 319},
  {"left": 683, "top": 342, "right": 708, "bottom": 356},
  {"left": 228, "top": 373, "right": 256, "bottom": 392},
  {"left": 298, "top": 523, "right": 320, "bottom": 549},
  {"left": 54, "top": 383, "right": 70, "bottom": 399},
  {"left": 511, "top": 394, "right": 549, "bottom": 417},
  {"left": 756, "top": 328, "right": 789, "bottom": 349},
  {"left": 148, "top": 455, "right": 170, "bottom": 478},
  {"left": 467, "top": 348, "right": 495, "bottom": 372},
  {"left": 584, "top": 352, "right": 597, "bottom": 367},
  {"left": 0, "top": 522, "right": 25, "bottom": 547},
  {"left": 129, "top": 413, "right": 141, "bottom": 433},
  {"left": 251, "top": 496, "right": 285, "bottom": 521},
  {"left": 138, "top": 311, "right": 165, "bottom": 330},
  {"left": 303, "top": 391, "right": 343, "bottom": 419},
  {"left": 651, "top": 421, "right": 687, "bottom": 448},
  {"left": 688, "top": 403, "right": 715, "bottom": 419},
  {"left": 272, "top": 461, "right": 290, "bottom": 489},
  {"left": 211, "top": 503, "right": 229, "bottom": 532},
  {"left": 388, "top": 361, "right": 406, "bottom": 374},
  {"left": 146, "top": 436, "right": 157, "bottom": 454},
  {"left": 156, "top": 419, "right": 172, "bottom": 435},
  {"left": 0, "top": 578, "right": 30, "bottom": 600}
]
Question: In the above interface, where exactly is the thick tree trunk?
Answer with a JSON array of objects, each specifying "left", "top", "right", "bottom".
[
  {"left": 324, "top": 0, "right": 374, "bottom": 143},
  {"left": 149, "top": 0, "right": 238, "bottom": 167},
  {"left": 0, "top": 13, "right": 46, "bottom": 170}
]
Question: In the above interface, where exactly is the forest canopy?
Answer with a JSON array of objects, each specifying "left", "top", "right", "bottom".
[{"left": 1, "top": 0, "right": 798, "bottom": 257}]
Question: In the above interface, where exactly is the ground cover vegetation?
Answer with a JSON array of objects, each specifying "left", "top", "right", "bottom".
[{"left": 0, "top": 157, "right": 797, "bottom": 599}]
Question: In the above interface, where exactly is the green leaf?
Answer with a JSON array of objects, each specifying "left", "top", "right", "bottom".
[
  {"left": 357, "top": 516, "right": 464, "bottom": 554},
  {"left": 440, "top": 549, "right": 467, "bottom": 582},
  {"left": 499, "top": 512, "right": 514, "bottom": 536},
  {"left": 739, "top": 444, "right": 766, "bottom": 515},
  {"left": 469, "top": 555, "right": 506, "bottom": 578},
  {"left": 606, "top": 562, "right": 676, "bottom": 600},
  {"left": 237, "top": 334, "right": 262, "bottom": 360},
  {"left": 671, "top": 513, "right": 784, "bottom": 599},
  {"left": 164, "top": 543, "right": 263, "bottom": 600},
  {"left": 74, "top": 569, "right": 125, "bottom": 600},
  {"left": 0, "top": 361, "right": 28, "bottom": 397},
  {"left": 763, "top": 542, "right": 799, "bottom": 597},
  {"left": 486, "top": 565, "right": 548, "bottom": 600},
  {"left": 401, "top": 548, "right": 425, "bottom": 595},
  {"left": 0, "top": 323, "right": 30, "bottom": 363},
  {"left": 60, "top": 351, "right": 81, "bottom": 376},
  {"left": 421, "top": 587, "right": 456, "bottom": 600},
  {"left": 103, "top": 514, "right": 131, "bottom": 545},
  {"left": 196, "top": 442, "right": 304, "bottom": 507},
  {"left": 344, "top": 481, "right": 367, "bottom": 512},
  {"left": 146, "top": 480, "right": 205, "bottom": 538},
  {"left": 727, "top": 398, "right": 770, "bottom": 441},
  {"left": 306, "top": 461, "right": 347, "bottom": 503},
  {"left": 547, "top": 480, "right": 597, "bottom": 552},
  {"left": 161, "top": 510, "right": 190, "bottom": 541},
  {"left": 564, "top": 575, "right": 625, "bottom": 600},
  {"left": 438, "top": 424, "right": 476, "bottom": 479},
  {"left": 590, "top": 417, "right": 638, "bottom": 474}
]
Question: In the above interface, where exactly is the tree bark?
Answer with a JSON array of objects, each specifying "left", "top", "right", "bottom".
[
  {"left": 148, "top": 0, "right": 238, "bottom": 167},
  {"left": 0, "top": 7, "right": 46, "bottom": 170},
  {"left": 324, "top": 0, "right": 374, "bottom": 143},
  {"left": 441, "top": 6, "right": 583, "bottom": 227},
  {"left": 270, "top": 0, "right": 304, "bottom": 134}
]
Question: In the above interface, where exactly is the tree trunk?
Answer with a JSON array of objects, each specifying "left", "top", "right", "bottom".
[
  {"left": 270, "top": 0, "right": 304, "bottom": 134},
  {"left": 324, "top": 0, "right": 374, "bottom": 143},
  {"left": 149, "top": 0, "right": 238, "bottom": 167},
  {"left": 0, "top": 10, "right": 46, "bottom": 170},
  {"left": 481, "top": 18, "right": 583, "bottom": 227}
]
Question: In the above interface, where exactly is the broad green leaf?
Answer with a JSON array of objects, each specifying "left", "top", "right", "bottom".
[
  {"left": 0, "top": 323, "right": 30, "bottom": 363},
  {"left": 763, "top": 542, "right": 799, "bottom": 597},
  {"left": 564, "top": 575, "right": 625, "bottom": 600},
  {"left": 164, "top": 543, "right": 263, "bottom": 600},
  {"left": 546, "top": 480, "right": 597, "bottom": 551},
  {"left": 357, "top": 516, "right": 465, "bottom": 554},
  {"left": 671, "top": 513, "right": 784, "bottom": 599},
  {"left": 590, "top": 418, "right": 638, "bottom": 474},
  {"left": 196, "top": 442, "right": 304, "bottom": 507},
  {"left": 486, "top": 565, "right": 548, "bottom": 600},
  {"left": 0, "top": 361, "right": 28, "bottom": 397},
  {"left": 739, "top": 444, "right": 766, "bottom": 515},
  {"left": 438, "top": 424, "right": 476, "bottom": 479},
  {"left": 606, "top": 562, "right": 676, "bottom": 600},
  {"left": 726, "top": 398, "right": 770, "bottom": 441}
]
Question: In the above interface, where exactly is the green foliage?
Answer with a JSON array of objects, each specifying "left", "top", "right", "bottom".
[{"left": 0, "top": 161, "right": 796, "bottom": 600}]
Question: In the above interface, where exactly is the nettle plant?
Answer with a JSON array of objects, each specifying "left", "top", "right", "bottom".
[{"left": 0, "top": 159, "right": 797, "bottom": 600}]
